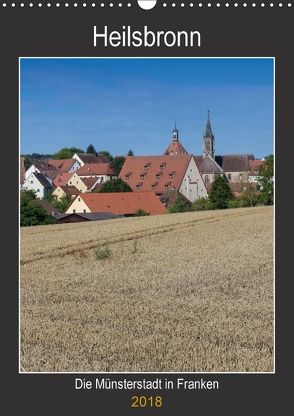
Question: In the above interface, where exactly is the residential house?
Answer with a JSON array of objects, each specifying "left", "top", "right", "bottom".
[
  {"left": 80, "top": 177, "right": 102, "bottom": 192},
  {"left": 76, "top": 163, "right": 114, "bottom": 184},
  {"left": 119, "top": 155, "right": 207, "bottom": 203},
  {"left": 37, "top": 199, "right": 62, "bottom": 217},
  {"left": 52, "top": 185, "right": 79, "bottom": 200},
  {"left": 25, "top": 160, "right": 59, "bottom": 184},
  {"left": 66, "top": 192, "right": 167, "bottom": 216},
  {"left": 48, "top": 158, "right": 80, "bottom": 173},
  {"left": 248, "top": 159, "right": 264, "bottom": 183},
  {"left": 73, "top": 152, "right": 110, "bottom": 166},
  {"left": 22, "top": 172, "right": 53, "bottom": 199},
  {"left": 53, "top": 172, "right": 88, "bottom": 193}
]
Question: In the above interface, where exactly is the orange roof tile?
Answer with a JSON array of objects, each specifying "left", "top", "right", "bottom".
[
  {"left": 73, "top": 192, "right": 166, "bottom": 216},
  {"left": 76, "top": 163, "right": 114, "bottom": 176},
  {"left": 48, "top": 159, "right": 77, "bottom": 173},
  {"left": 249, "top": 159, "right": 264, "bottom": 173},
  {"left": 119, "top": 155, "right": 191, "bottom": 194},
  {"left": 53, "top": 172, "right": 74, "bottom": 187},
  {"left": 80, "top": 177, "right": 99, "bottom": 190},
  {"left": 58, "top": 186, "right": 79, "bottom": 195},
  {"left": 164, "top": 139, "right": 188, "bottom": 156}
]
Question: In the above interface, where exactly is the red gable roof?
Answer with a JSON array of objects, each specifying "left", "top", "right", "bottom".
[
  {"left": 53, "top": 172, "right": 74, "bottom": 187},
  {"left": 249, "top": 159, "right": 264, "bottom": 173},
  {"left": 164, "top": 140, "right": 188, "bottom": 156},
  {"left": 80, "top": 177, "right": 100, "bottom": 191},
  {"left": 76, "top": 163, "right": 114, "bottom": 176},
  {"left": 75, "top": 153, "right": 110, "bottom": 164},
  {"left": 119, "top": 155, "right": 191, "bottom": 194},
  {"left": 74, "top": 192, "right": 166, "bottom": 216},
  {"left": 58, "top": 186, "right": 79, "bottom": 196},
  {"left": 48, "top": 159, "right": 77, "bottom": 173}
]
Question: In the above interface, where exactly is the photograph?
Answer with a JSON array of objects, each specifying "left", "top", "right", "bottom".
[{"left": 19, "top": 57, "right": 274, "bottom": 373}]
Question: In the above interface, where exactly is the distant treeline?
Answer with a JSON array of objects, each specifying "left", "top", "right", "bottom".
[{"left": 21, "top": 153, "right": 53, "bottom": 160}]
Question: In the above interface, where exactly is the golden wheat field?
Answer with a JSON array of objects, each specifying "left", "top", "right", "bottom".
[{"left": 20, "top": 206, "right": 274, "bottom": 372}]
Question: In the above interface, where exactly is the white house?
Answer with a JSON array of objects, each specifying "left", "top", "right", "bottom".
[
  {"left": 25, "top": 160, "right": 59, "bottom": 185},
  {"left": 22, "top": 172, "right": 53, "bottom": 199},
  {"left": 76, "top": 163, "right": 115, "bottom": 184}
]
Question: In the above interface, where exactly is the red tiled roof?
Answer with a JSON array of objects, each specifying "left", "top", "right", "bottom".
[
  {"left": 164, "top": 139, "right": 189, "bottom": 156},
  {"left": 48, "top": 159, "right": 77, "bottom": 173},
  {"left": 249, "top": 159, "right": 264, "bottom": 173},
  {"left": 72, "top": 192, "right": 166, "bottom": 216},
  {"left": 53, "top": 172, "right": 74, "bottom": 187},
  {"left": 119, "top": 155, "right": 191, "bottom": 194},
  {"left": 76, "top": 163, "right": 114, "bottom": 176},
  {"left": 80, "top": 177, "right": 99, "bottom": 190},
  {"left": 59, "top": 186, "right": 79, "bottom": 195},
  {"left": 76, "top": 153, "right": 110, "bottom": 164},
  {"left": 91, "top": 183, "right": 103, "bottom": 192}
]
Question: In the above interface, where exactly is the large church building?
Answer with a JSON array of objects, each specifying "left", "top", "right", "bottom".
[{"left": 120, "top": 112, "right": 263, "bottom": 203}]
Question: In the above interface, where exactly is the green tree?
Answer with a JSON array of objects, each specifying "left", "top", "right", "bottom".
[
  {"left": 20, "top": 190, "right": 56, "bottom": 226},
  {"left": 258, "top": 155, "right": 274, "bottom": 205},
  {"left": 86, "top": 144, "right": 97, "bottom": 155},
  {"left": 110, "top": 156, "right": 125, "bottom": 176},
  {"left": 25, "top": 153, "right": 52, "bottom": 160},
  {"left": 209, "top": 175, "right": 234, "bottom": 209},
  {"left": 134, "top": 209, "right": 150, "bottom": 216},
  {"left": 97, "top": 150, "right": 113, "bottom": 162},
  {"left": 51, "top": 147, "right": 84, "bottom": 159},
  {"left": 191, "top": 197, "right": 213, "bottom": 211},
  {"left": 99, "top": 178, "right": 132, "bottom": 193},
  {"left": 127, "top": 150, "right": 134, "bottom": 156},
  {"left": 240, "top": 182, "right": 259, "bottom": 207},
  {"left": 168, "top": 194, "right": 191, "bottom": 213},
  {"left": 46, "top": 192, "right": 72, "bottom": 213},
  {"left": 23, "top": 156, "right": 32, "bottom": 170}
]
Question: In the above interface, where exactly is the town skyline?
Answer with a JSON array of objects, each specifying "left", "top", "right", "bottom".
[{"left": 21, "top": 58, "right": 274, "bottom": 159}]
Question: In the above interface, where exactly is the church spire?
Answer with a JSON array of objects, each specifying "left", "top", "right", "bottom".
[
  {"left": 205, "top": 110, "right": 213, "bottom": 137},
  {"left": 203, "top": 110, "right": 215, "bottom": 159},
  {"left": 172, "top": 119, "right": 179, "bottom": 141}
]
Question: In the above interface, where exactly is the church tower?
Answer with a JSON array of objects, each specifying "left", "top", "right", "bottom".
[
  {"left": 203, "top": 111, "right": 215, "bottom": 159},
  {"left": 164, "top": 121, "right": 188, "bottom": 156}
]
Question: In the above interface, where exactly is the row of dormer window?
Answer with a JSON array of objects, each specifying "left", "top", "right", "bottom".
[
  {"left": 126, "top": 171, "right": 176, "bottom": 181},
  {"left": 136, "top": 182, "right": 173, "bottom": 191}
]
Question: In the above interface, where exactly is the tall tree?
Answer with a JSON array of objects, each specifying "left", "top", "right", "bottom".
[
  {"left": 86, "top": 144, "right": 97, "bottom": 155},
  {"left": 110, "top": 156, "right": 126, "bottom": 176},
  {"left": 240, "top": 182, "right": 259, "bottom": 207},
  {"left": 127, "top": 150, "right": 134, "bottom": 156},
  {"left": 51, "top": 147, "right": 84, "bottom": 160},
  {"left": 258, "top": 155, "right": 274, "bottom": 205},
  {"left": 24, "top": 156, "right": 32, "bottom": 170},
  {"left": 99, "top": 178, "right": 132, "bottom": 193},
  {"left": 20, "top": 190, "right": 56, "bottom": 226},
  {"left": 209, "top": 175, "right": 234, "bottom": 209},
  {"left": 46, "top": 192, "right": 72, "bottom": 213},
  {"left": 168, "top": 195, "right": 191, "bottom": 213},
  {"left": 97, "top": 150, "right": 113, "bottom": 162}
]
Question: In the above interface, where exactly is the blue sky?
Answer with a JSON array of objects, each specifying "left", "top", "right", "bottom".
[{"left": 20, "top": 58, "right": 274, "bottom": 158}]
